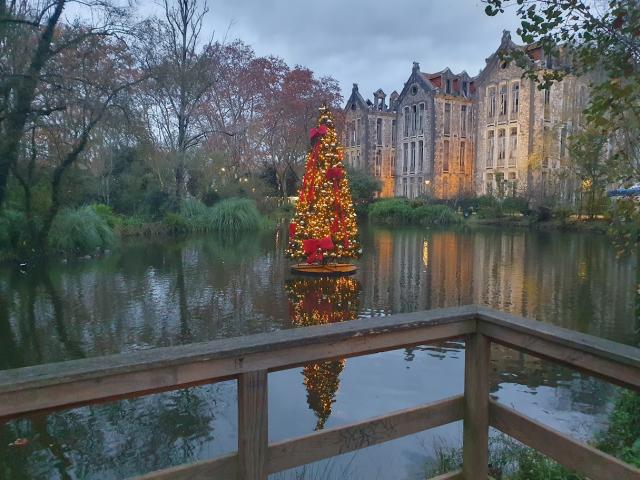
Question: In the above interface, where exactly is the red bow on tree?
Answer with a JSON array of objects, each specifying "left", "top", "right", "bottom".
[
  {"left": 326, "top": 166, "right": 344, "bottom": 182},
  {"left": 302, "top": 236, "right": 334, "bottom": 264},
  {"left": 309, "top": 125, "right": 328, "bottom": 142}
]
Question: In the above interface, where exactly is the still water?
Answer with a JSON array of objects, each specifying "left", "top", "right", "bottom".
[{"left": 0, "top": 226, "right": 636, "bottom": 479}]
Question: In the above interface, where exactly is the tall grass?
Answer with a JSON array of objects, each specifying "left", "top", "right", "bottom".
[
  {"left": 48, "top": 205, "right": 116, "bottom": 254},
  {"left": 173, "top": 197, "right": 265, "bottom": 234}
]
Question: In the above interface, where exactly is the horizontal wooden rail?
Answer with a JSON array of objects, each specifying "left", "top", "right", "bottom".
[
  {"left": 490, "top": 400, "right": 640, "bottom": 480},
  {"left": 1, "top": 305, "right": 639, "bottom": 480},
  {"left": 0, "top": 306, "right": 476, "bottom": 418},
  {"left": 135, "top": 395, "right": 464, "bottom": 480},
  {"left": 477, "top": 306, "right": 640, "bottom": 391}
]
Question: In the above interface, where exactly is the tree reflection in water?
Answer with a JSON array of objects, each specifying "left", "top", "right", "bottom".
[{"left": 285, "top": 276, "right": 361, "bottom": 430}]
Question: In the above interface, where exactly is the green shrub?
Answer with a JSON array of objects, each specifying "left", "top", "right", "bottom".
[
  {"left": 369, "top": 199, "right": 460, "bottom": 225},
  {"left": 596, "top": 391, "right": 640, "bottom": 467},
  {"left": 368, "top": 198, "right": 414, "bottom": 224},
  {"left": 412, "top": 204, "right": 462, "bottom": 225},
  {"left": 48, "top": 206, "right": 115, "bottom": 254},
  {"left": 164, "top": 212, "right": 189, "bottom": 233},
  {"left": 0, "top": 209, "right": 30, "bottom": 257},
  {"left": 90, "top": 203, "right": 121, "bottom": 228},
  {"left": 553, "top": 207, "right": 574, "bottom": 226},
  {"left": 477, "top": 205, "right": 504, "bottom": 219},
  {"left": 179, "top": 197, "right": 264, "bottom": 234},
  {"left": 502, "top": 197, "right": 530, "bottom": 215},
  {"left": 209, "top": 198, "right": 264, "bottom": 234}
]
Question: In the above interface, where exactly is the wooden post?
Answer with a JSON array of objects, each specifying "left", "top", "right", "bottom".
[
  {"left": 238, "top": 370, "right": 268, "bottom": 480},
  {"left": 462, "top": 333, "right": 490, "bottom": 479}
]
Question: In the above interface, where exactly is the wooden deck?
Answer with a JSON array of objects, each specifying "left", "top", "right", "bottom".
[{"left": 0, "top": 305, "right": 638, "bottom": 479}]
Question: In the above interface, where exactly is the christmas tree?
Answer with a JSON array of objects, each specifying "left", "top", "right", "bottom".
[
  {"left": 287, "top": 106, "right": 360, "bottom": 264},
  {"left": 285, "top": 276, "right": 361, "bottom": 429}
]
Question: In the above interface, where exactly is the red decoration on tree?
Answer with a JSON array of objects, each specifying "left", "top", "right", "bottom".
[
  {"left": 303, "top": 236, "right": 334, "bottom": 264},
  {"left": 289, "top": 222, "right": 297, "bottom": 238},
  {"left": 309, "top": 125, "right": 328, "bottom": 142}
]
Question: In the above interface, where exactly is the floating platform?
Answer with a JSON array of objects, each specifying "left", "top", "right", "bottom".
[{"left": 290, "top": 263, "right": 357, "bottom": 276}]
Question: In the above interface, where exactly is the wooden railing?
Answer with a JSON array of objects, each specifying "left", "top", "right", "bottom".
[{"left": 0, "top": 305, "right": 638, "bottom": 479}]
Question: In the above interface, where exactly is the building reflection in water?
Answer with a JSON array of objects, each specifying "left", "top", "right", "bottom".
[{"left": 285, "top": 277, "right": 361, "bottom": 430}]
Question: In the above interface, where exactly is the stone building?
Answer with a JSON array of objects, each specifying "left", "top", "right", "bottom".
[
  {"left": 343, "top": 84, "right": 397, "bottom": 197},
  {"left": 345, "top": 30, "right": 589, "bottom": 201},
  {"left": 474, "top": 31, "right": 590, "bottom": 201}
]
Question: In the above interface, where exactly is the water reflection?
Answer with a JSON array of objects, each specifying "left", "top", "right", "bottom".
[
  {"left": 0, "top": 226, "right": 635, "bottom": 478},
  {"left": 286, "top": 277, "right": 361, "bottom": 429}
]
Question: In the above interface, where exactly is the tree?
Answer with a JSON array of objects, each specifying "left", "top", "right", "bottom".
[
  {"left": 484, "top": 0, "right": 640, "bottom": 182},
  {"left": 286, "top": 107, "right": 360, "bottom": 263},
  {"left": 0, "top": 0, "right": 131, "bottom": 207},
  {"left": 137, "top": 0, "right": 219, "bottom": 202},
  {"left": 569, "top": 129, "right": 609, "bottom": 217},
  {"left": 260, "top": 67, "right": 342, "bottom": 198},
  {"left": 10, "top": 30, "right": 141, "bottom": 254}
]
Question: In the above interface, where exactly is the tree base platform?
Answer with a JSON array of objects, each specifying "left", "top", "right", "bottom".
[{"left": 290, "top": 263, "right": 357, "bottom": 276}]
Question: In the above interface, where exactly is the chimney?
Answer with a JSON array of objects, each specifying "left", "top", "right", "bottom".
[{"left": 412, "top": 61, "right": 420, "bottom": 73}]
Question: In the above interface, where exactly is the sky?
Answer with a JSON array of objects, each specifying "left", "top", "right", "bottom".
[{"left": 200, "top": 0, "right": 522, "bottom": 102}]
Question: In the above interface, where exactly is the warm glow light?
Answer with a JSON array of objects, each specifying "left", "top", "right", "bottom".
[{"left": 286, "top": 106, "right": 360, "bottom": 261}]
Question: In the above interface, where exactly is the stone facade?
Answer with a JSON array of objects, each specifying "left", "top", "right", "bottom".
[
  {"left": 343, "top": 85, "right": 396, "bottom": 197},
  {"left": 474, "top": 31, "right": 590, "bottom": 201},
  {"left": 345, "top": 30, "right": 589, "bottom": 202}
]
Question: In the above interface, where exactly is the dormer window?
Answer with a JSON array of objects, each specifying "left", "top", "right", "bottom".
[
  {"left": 411, "top": 85, "right": 418, "bottom": 95},
  {"left": 445, "top": 79, "right": 452, "bottom": 94},
  {"left": 351, "top": 103, "right": 356, "bottom": 110},
  {"left": 462, "top": 81, "right": 468, "bottom": 96}
]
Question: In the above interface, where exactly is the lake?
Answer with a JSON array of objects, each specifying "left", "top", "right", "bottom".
[{"left": 0, "top": 225, "right": 636, "bottom": 479}]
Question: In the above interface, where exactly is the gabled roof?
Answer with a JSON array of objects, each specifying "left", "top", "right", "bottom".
[{"left": 344, "top": 83, "right": 369, "bottom": 111}]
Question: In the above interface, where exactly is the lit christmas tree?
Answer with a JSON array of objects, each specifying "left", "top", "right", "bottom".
[
  {"left": 287, "top": 106, "right": 360, "bottom": 265},
  {"left": 285, "top": 276, "right": 361, "bottom": 429}
]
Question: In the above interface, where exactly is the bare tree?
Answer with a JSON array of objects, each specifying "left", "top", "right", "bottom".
[
  {"left": 0, "top": 0, "right": 130, "bottom": 207},
  {"left": 137, "top": 0, "right": 219, "bottom": 202}
]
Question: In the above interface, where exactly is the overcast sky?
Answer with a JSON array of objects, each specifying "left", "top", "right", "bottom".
[{"left": 198, "top": 0, "right": 521, "bottom": 102}]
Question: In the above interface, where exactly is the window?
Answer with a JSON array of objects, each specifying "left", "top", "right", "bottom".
[
  {"left": 461, "top": 105, "right": 467, "bottom": 137},
  {"left": 509, "top": 127, "right": 517, "bottom": 166},
  {"left": 418, "top": 140, "right": 424, "bottom": 172},
  {"left": 410, "top": 142, "right": 416, "bottom": 173},
  {"left": 346, "top": 152, "right": 350, "bottom": 166},
  {"left": 443, "top": 140, "right": 450, "bottom": 172},
  {"left": 459, "top": 141, "right": 466, "bottom": 170},
  {"left": 544, "top": 87, "right": 551, "bottom": 120},
  {"left": 356, "top": 153, "right": 360, "bottom": 169},
  {"left": 402, "top": 178, "right": 408, "bottom": 196},
  {"left": 496, "top": 172, "right": 505, "bottom": 197},
  {"left": 462, "top": 81, "right": 468, "bottom": 96},
  {"left": 499, "top": 84, "right": 508, "bottom": 116},
  {"left": 403, "top": 143, "right": 408, "bottom": 173},
  {"left": 376, "top": 118, "right": 383, "bottom": 146},
  {"left": 412, "top": 105, "right": 418, "bottom": 134},
  {"left": 409, "top": 178, "right": 415, "bottom": 198},
  {"left": 542, "top": 156, "right": 549, "bottom": 168},
  {"left": 349, "top": 121, "right": 356, "bottom": 147},
  {"left": 444, "top": 103, "right": 451, "bottom": 136},
  {"left": 488, "top": 86, "right": 496, "bottom": 118},
  {"left": 498, "top": 129, "right": 506, "bottom": 163},
  {"left": 418, "top": 103, "right": 425, "bottom": 134},
  {"left": 356, "top": 118, "right": 361, "bottom": 146},
  {"left": 392, "top": 119, "right": 397, "bottom": 144},
  {"left": 375, "top": 150, "right": 382, "bottom": 177},
  {"left": 486, "top": 173, "right": 494, "bottom": 195},
  {"left": 390, "top": 153, "right": 396, "bottom": 176},
  {"left": 404, "top": 107, "right": 410, "bottom": 138},
  {"left": 511, "top": 83, "right": 519, "bottom": 114},
  {"left": 445, "top": 78, "right": 451, "bottom": 94},
  {"left": 487, "top": 130, "right": 495, "bottom": 167}
]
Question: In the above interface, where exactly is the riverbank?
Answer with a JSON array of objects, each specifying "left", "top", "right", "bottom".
[
  {"left": 466, "top": 215, "right": 610, "bottom": 234},
  {"left": 0, "top": 197, "right": 281, "bottom": 264}
]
